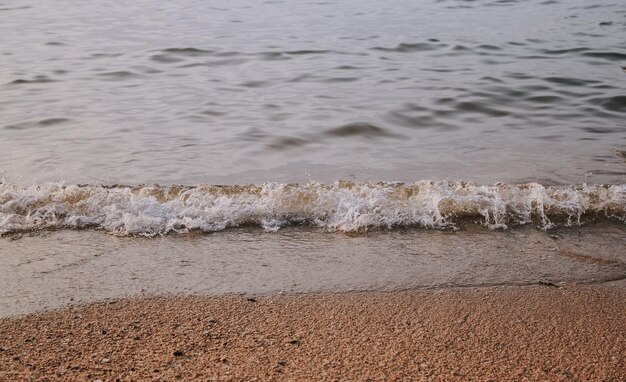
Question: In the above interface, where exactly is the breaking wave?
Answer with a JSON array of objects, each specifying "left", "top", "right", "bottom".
[{"left": 1, "top": 181, "right": 625, "bottom": 237}]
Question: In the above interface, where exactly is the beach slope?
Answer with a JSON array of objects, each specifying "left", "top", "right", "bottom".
[{"left": 1, "top": 284, "right": 625, "bottom": 381}]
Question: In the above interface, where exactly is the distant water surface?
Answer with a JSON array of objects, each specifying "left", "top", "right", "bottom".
[{"left": 1, "top": 0, "right": 625, "bottom": 185}]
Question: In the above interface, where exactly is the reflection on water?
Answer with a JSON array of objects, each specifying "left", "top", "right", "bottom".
[{"left": 0, "top": 0, "right": 625, "bottom": 185}]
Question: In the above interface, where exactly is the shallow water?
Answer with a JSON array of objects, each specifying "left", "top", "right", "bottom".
[
  {"left": 1, "top": 225, "right": 625, "bottom": 316},
  {"left": 1, "top": 0, "right": 625, "bottom": 185}
]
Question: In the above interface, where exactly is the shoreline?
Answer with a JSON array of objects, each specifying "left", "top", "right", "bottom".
[
  {"left": 2, "top": 283, "right": 625, "bottom": 381},
  {"left": 3, "top": 224, "right": 626, "bottom": 318}
]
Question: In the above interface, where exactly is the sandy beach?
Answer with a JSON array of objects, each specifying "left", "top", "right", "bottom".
[{"left": 1, "top": 283, "right": 624, "bottom": 381}]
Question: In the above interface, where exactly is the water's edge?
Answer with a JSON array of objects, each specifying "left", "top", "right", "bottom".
[{"left": 1, "top": 224, "right": 625, "bottom": 317}]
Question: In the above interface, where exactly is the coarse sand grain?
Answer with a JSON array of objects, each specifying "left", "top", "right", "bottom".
[{"left": 1, "top": 285, "right": 625, "bottom": 381}]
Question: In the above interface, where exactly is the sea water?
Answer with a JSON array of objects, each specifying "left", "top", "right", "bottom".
[{"left": 1, "top": 0, "right": 625, "bottom": 315}]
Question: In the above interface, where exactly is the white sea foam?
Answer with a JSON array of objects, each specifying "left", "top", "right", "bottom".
[{"left": 0, "top": 181, "right": 625, "bottom": 236}]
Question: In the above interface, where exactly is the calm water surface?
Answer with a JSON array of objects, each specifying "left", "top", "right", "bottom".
[{"left": 1, "top": 0, "right": 625, "bottom": 185}]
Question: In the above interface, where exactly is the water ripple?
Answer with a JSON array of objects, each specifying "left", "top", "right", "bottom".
[
  {"left": 590, "top": 96, "right": 626, "bottom": 113},
  {"left": 7, "top": 75, "right": 56, "bottom": 85},
  {"left": 4, "top": 118, "right": 71, "bottom": 131},
  {"left": 371, "top": 42, "right": 447, "bottom": 53},
  {"left": 582, "top": 51, "right": 626, "bottom": 61},
  {"left": 323, "top": 122, "right": 403, "bottom": 139},
  {"left": 1, "top": 0, "right": 626, "bottom": 185}
]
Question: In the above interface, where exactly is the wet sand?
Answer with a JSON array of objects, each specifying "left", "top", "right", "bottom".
[{"left": 1, "top": 283, "right": 625, "bottom": 381}]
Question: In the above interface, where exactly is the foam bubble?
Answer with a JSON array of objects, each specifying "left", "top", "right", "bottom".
[{"left": 0, "top": 181, "right": 624, "bottom": 236}]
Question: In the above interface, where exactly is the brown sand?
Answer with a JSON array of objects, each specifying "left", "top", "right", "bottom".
[{"left": 1, "top": 285, "right": 625, "bottom": 381}]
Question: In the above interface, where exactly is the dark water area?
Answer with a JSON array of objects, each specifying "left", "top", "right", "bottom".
[{"left": 1, "top": 0, "right": 625, "bottom": 185}]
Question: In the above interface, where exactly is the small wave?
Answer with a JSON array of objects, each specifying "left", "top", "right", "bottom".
[
  {"left": 7, "top": 75, "right": 56, "bottom": 85},
  {"left": 97, "top": 71, "right": 141, "bottom": 80},
  {"left": 0, "top": 5, "right": 31, "bottom": 11},
  {"left": 179, "top": 58, "right": 248, "bottom": 68},
  {"left": 371, "top": 42, "right": 446, "bottom": 53},
  {"left": 284, "top": 49, "right": 332, "bottom": 55},
  {"left": 543, "top": 76, "right": 601, "bottom": 87},
  {"left": 150, "top": 48, "right": 216, "bottom": 64},
  {"left": 589, "top": 95, "right": 626, "bottom": 113},
  {"left": 161, "top": 47, "right": 214, "bottom": 56},
  {"left": 476, "top": 44, "right": 502, "bottom": 51},
  {"left": 3, "top": 118, "right": 71, "bottom": 131},
  {"left": 267, "top": 136, "right": 310, "bottom": 149},
  {"left": 582, "top": 51, "right": 626, "bottom": 61},
  {"left": 322, "top": 122, "right": 403, "bottom": 139},
  {"left": 539, "top": 47, "right": 591, "bottom": 55},
  {"left": 1, "top": 181, "right": 625, "bottom": 237},
  {"left": 89, "top": 53, "right": 124, "bottom": 59}
]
